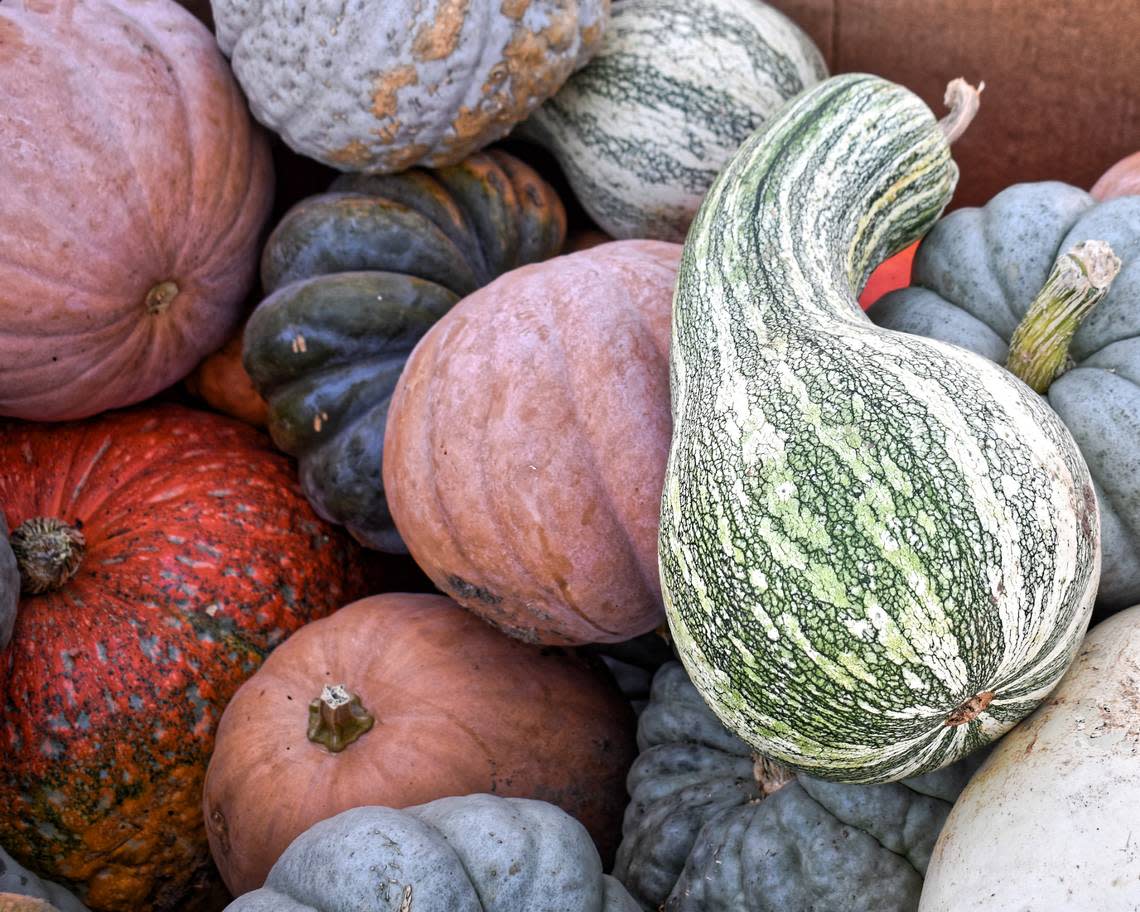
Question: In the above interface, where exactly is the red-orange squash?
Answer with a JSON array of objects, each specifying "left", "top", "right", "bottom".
[
  {"left": 185, "top": 332, "right": 269, "bottom": 429},
  {"left": 0, "top": 0, "right": 273, "bottom": 421},
  {"left": 202, "top": 593, "right": 636, "bottom": 895},
  {"left": 384, "top": 240, "right": 679, "bottom": 645},
  {"left": 0, "top": 406, "right": 366, "bottom": 912},
  {"left": 1092, "top": 150, "right": 1140, "bottom": 201}
]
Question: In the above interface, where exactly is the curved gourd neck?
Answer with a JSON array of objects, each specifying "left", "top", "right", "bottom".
[{"left": 681, "top": 75, "right": 975, "bottom": 333}]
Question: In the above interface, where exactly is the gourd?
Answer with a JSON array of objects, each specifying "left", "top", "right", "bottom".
[
  {"left": 0, "top": 0, "right": 273, "bottom": 421},
  {"left": 244, "top": 149, "right": 566, "bottom": 552},
  {"left": 920, "top": 606, "right": 1140, "bottom": 911},
  {"left": 1092, "top": 150, "right": 1140, "bottom": 201},
  {"left": 384, "top": 240, "right": 679, "bottom": 644},
  {"left": 659, "top": 73, "right": 1100, "bottom": 784},
  {"left": 186, "top": 335, "right": 269, "bottom": 428},
  {"left": 0, "top": 406, "right": 366, "bottom": 912},
  {"left": 203, "top": 593, "right": 636, "bottom": 895},
  {"left": 859, "top": 242, "right": 918, "bottom": 310},
  {"left": 224, "top": 796, "right": 640, "bottom": 912},
  {"left": 518, "top": 0, "right": 826, "bottom": 241},
  {"left": 872, "top": 184, "right": 1140, "bottom": 612},
  {"left": 0, "top": 517, "right": 16, "bottom": 651},
  {"left": 614, "top": 663, "right": 985, "bottom": 912},
  {"left": 212, "top": 0, "right": 608, "bottom": 174},
  {"left": 0, "top": 848, "right": 87, "bottom": 912}
]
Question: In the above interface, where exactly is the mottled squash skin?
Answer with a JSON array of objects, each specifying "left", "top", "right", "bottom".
[
  {"left": 203, "top": 594, "right": 636, "bottom": 895},
  {"left": 213, "top": 0, "right": 609, "bottom": 173},
  {"left": 0, "top": 0, "right": 273, "bottom": 421},
  {"left": 0, "top": 406, "right": 367, "bottom": 912},
  {"left": 384, "top": 240, "right": 680, "bottom": 645}
]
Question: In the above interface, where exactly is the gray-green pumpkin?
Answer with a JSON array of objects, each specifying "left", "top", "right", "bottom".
[
  {"left": 243, "top": 150, "right": 565, "bottom": 552},
  {"left": 613, "top": 663, "right": 985, "bottom": 912},
  {"left": 517, "top": 0, "right": 826, "bottom": 241},
  {"left": 873, "top": 184, "right": 1140, "bottom": 613},
  {"left": 223, "top": 795, "right": 639, "bottom": 912},
  {"left": 0, "top": 847, "right": 89, "bottom": 912},
  {"left": 0, "top": 515, "right": 17, "bottom": 651}
]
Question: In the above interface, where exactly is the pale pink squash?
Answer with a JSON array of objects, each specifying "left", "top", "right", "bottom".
[
  {"left": 0, "top": 0, "right": 273, "bottom": 421},
  {"left": 384, "top": 240, "right": 679, "bottom": 645}
]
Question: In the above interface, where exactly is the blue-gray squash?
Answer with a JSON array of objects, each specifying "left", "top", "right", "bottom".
[
  {"left": 0, "top": 847, "right": 88, "bottom": 912},
  {"left": 223, "top": 795, "right": 639, "bottom": 912},
  {"left": 613, "top": 663, "right": 986, "bottom": 912},
  {"left": 873, "top": 184, "right": 1140, "bottom": 613},
  {"left": 0, "top": 516, "right": 16, "bottom": 651}
]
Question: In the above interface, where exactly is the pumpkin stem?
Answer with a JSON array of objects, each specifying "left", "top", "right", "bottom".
[
  {"left": 945, "top": 690, "right": 996, "bottom": 727},
  {"left": 937, "top": 78, "right": 983, "bottom": 144},
  {"left": 10, "top": 517, "right": 86, "bottom": 595},
  {"left": 307, "top": 684, "right": 374, "bottom": 752},
  {"left": 145, "top": 280, "right": 180, "bottom": 315},
  {"left": 1006, "top": 240, "right": 1122, "bottom": 393},
  {"left": 751, "top": 754, "right": 796, "bottom": 799}
]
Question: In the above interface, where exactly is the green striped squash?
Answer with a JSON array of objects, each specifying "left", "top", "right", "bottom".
[
  {"left": 659, "top": 74, "right": 1101, "bottom": 784},
  {"left": 516, "top": 0, "right": 826, "bottom": 242}
]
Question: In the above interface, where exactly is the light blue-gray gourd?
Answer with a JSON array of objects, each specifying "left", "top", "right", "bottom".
[
  {"left": 612, "top": 663, "right": 986, "bottom": 912},
  {"left": 0, "top": 515, "right": 17, "bottom": 650},
  {"left": 224, "top": 795, "right": 640, "bottom": 912},
  {"left": 0, "top": 847, "right": 89, "bottom": 912},
  {"left": 873, "top": 184, "right": 1140, "bottom": 613}
]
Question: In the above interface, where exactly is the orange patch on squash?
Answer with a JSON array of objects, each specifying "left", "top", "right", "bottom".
[
  {"left": 371, "top": 65, "right": 418, "bottom": 119},
  {"left": 328, "top": 139, "right": 373, "bottom": 168},
  {"left": 500, "top": 0, "right": 530, "bottom": 18},
  {"left": 413, "top": 0, "right": 470, "bottom": 62}
]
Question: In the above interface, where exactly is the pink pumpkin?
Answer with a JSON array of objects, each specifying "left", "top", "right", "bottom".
[
  {"left": 0, "top": 0, "right": 273, "bottom": 421},
  {"left": 1091, "top": 150, "right": 1140, "bottom": 201},
  {"left": 384, "top": 240, "right": 679, "bottom": 645}
]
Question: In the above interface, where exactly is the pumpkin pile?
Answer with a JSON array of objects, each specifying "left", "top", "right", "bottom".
[{"left": 1, "top": 0, "right": 1137, "bottom": 910}]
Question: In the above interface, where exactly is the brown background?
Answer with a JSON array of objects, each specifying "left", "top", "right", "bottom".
[{"left": 768, "top": 0, "right": 1139, "bottom": 207}]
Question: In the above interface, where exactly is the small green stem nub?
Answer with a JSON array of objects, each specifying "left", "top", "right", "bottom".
[
  {"left": 1006, "top": 240, "right": 1122, "bottom": 393},
  {"left": 307, "top": 684, "right": 374, "bottom": 753},
  {"left": 10, "top": 517, "right": 86, "bottom": 594}
]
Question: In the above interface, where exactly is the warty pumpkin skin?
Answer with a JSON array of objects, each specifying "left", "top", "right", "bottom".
[
  {"left": 518, "top": 0, "right": 826, "bottom": 241},
  {"left": 0, "top": 0, "right": 273, "bottom": 421},
  {"left": 224, "top": 796, "right": 640, "bottom": 912},
  {"left": 244, "top": 149, "right": 566, "bottom": 553},
  {"left": 203, "top": 593, "right": 637, "bottom": 896},
  {"left": 0, "top": 849, "right": 87, "bottom": 912},
  {"left": 873, "top": 185, "right": 1140, "bottom": 613},
  {"left": 613, "top": 663, "right": 985, "bottom": 912},
  {"left": 212, "top": 0, "right": 609, "bottom": 174},
  {"left": 384, "top": 240, "right": 679, "bottom": 645},
  {"left": 0, "top": 406, "right": 367, "bottom": 912}
]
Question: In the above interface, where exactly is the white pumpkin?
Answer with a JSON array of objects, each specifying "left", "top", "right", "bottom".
[
  {"left": 212, "top": 0, "right": 609, "bottom": 173},
  {"left": 920, "top": 606, "right": 1140, "bottom": 911}
]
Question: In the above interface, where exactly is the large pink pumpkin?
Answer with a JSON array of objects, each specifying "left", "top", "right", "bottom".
[
  {"left": 384, "top": 240, "right": 679, "bottom": 645},
  {"left": 0, "top": 0, "right": 273, "bottom": 421}
]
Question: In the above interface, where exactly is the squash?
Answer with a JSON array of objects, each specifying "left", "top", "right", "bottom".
[
  {"left": 0, "top": 0, "right": 273, "bottom": 422},
  {"left": 0, "top": 849, "right": 87, "bottom": 912},
  {"left": 872, "top": 185, "right": 1140, "bottom": 613},
  {"left": 186, "top": 334, "right": 269, "bottom": 429},
  {"left": 614, "top": 663, "right": 986, "bottom": 912},
  {"left": 920, "top": 605, "right": 1140, "bottom": 911},
  {"left": 244, "top": 149, "right": 566, "bottom": 552},
  {"left": 587, "top": 630, "right": 675, "bottom": 717},
  {"left": 203, "top": 593, "right": 636, "bottom": 896},
  {"left": 517, "top": 0, "right": 826, "bottom": 241},
  {"left": 1092, "top": 150, "right": 1140, "bottom": 202},
  {"left": 212, "top": 0, "right": 609, "bottom": 174},
  {"left": 0, "top": 516, "right": 16, "bottom": 652},
  {"left": 859, "top": 241, "right": 918, "bottom": 310},
  {"left": 223, "top": 796, "right": 639, "bottom": 912},
  {"left": 384, "top": 240, "right": 678, "bottom": 645},
  {"left": 0, "top": 406, "right": 366, "bottom": 912},
  {"left": 659, "top": 74, "right": 1100, "bottom": 784}
]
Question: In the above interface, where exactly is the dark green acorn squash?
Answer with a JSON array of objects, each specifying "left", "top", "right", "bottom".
[
  {"left": 612, "top": 663, "right": 985, "bottom": 912},
  {"left": 873, "top": 183, "right": 1140, "bottom": 613},
  {"left": 0, "top": 516, "right": 16, "bottom": 651},
  {"left": 224, "top": 795, "right": 639, "bottom": 912},
  {"left": 243, "top": 149, "right": 566, "bottom": 552}
]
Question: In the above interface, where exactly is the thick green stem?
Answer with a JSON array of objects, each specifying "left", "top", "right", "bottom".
[
  {"left": 307, "top": 684, "right": 374, "bottom": 752},
  {"left": 1006, "top": 240, "right": 1122, "bottom": 393},
  {"left": 10, "top": 517, "right": 86, "bottom": 594}
]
